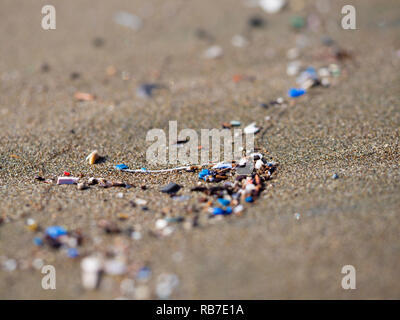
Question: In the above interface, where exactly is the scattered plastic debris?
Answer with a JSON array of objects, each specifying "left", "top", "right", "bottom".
[{"left": 332, "top": 173, "right": 339, "bottom": 179}]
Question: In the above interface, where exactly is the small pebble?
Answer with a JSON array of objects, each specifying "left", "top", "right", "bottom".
[
  {"left": 77, "top": 182, "right": 88, "bottom": 190},
  {"left": 86, "top": 150, "right": 100, "bottom": 165},
  {"left": 248, "top": 15, "right": 265, "bottom": 28},
  {"left": 74, "top": 92, "right": 95, "bottom": 101},
  {"left": 161, "top": 182, "right": 182, "bottom": 194}
]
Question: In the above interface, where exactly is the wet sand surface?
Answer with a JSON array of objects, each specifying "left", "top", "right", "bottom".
[{"left": 0, "top": 0, "right": 399, "bottom": 299}]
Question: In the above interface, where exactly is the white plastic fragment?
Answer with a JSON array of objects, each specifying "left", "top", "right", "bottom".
[
  {"left": 155, "top": 219, "right": 168, "bottom": 230},
  {"left": 255, "top": 159, "right": 263, "bottom": 170},
  {"left": 81, "top": 256, "right": 103, "bottom": 290},
  {"left": 287, "top": 61, "right": 301, "bottom": 76},
  {"left": 244, "top": 122, "right": 260, "bottom": 134},
  {"left": 114, "top": 11, "right": 142, "bottom": 30},
  {"left": 104, "top": 259, "right": 127, "bottom": 276},
  {"left": 134, "top": 198, "right": 147, "bottom": 206},
  {"left": 231, "top": 35, "right": 248, "bottom": 48},
  {"left": 287, "top": 47, "right": 300, "bottom": 60},
  {"left": 238, "top": 158, "right": 247, "bottom": 167},
  {"left": 250, "top": 152, "right": 263, "bottom": 160},
  {"left": 2, "top": 259, "right": 17, "bottom": 272},
  {"left": 203, "top": 45, "right": 223, "bottom": 59},
  {"left": 156, "top": 273, "right": 180, "bottom": 299},
  {"left": 233, "top": 205, "right": 244, "bottom": 214},
  {"left": 259, "top": 0, "right": 286, "bottom": 14},
  {"left": 318, "top": 67, "right": 330, "bottom": 78},
  {"left": 57, "top": 177, "right": 79, "bottom": 185},
  {"left": 212, "top": 162, "right": 233, "bottom": 169}
]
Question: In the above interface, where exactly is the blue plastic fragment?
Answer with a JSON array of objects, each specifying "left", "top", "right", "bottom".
[
  {"left": 288, "top": 88, "right": 306, "bottom": 98},
  {"left": 136, "top": 84, "right": 159, "bottom": 99},
  {"left": 137, "top": 266, "right": 152, "bottom": 280},
  {"left": 67, "top": 248, "right": 79, "bottom": 258},
  {"left": 217, "top": 198, "right": 230, "bottom": 206},
  {"left": 212, "top": 207, "right": 232, "bottom": 215},
  {"left": 115, "top": 163, "right": 129, "bottom": 170},
  {"left": 45, "top": 226, "right": 67, "bottom": 239},
  {"left": 199, "top": 169, "right": 210, "bottom": 180},
  {"left": 33, "top": 237, "right": 43, "bottom": 246},
  {"left": 245, "top": 196, "right": 254, "bottom": 203},
  {"left": 141, "top": 167, "right": 147, "bottom": 172},
  {"left": 212, "top": 207, "right": 225, "bottom": 215},
  {"left": 304, "top": 67, "right": 317, "bottom": 79}
]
